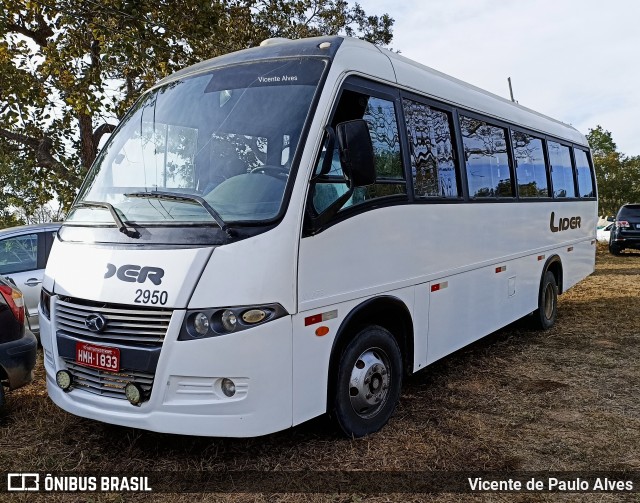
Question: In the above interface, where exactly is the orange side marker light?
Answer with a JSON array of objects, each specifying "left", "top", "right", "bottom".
[{"left": 315, "top": 326, "right": 330, "bottom": 337}]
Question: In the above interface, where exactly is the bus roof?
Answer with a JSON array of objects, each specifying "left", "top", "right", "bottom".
[{"left": 155, "top": 36, "right": 587, "bottom": 147}]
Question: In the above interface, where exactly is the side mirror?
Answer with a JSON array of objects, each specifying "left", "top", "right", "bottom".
[{"left": 336, "top": 119, "right": 376, "bottom": 188}]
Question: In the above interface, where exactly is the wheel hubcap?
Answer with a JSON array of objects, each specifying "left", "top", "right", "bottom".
[{"left": 348, "top": 348, "right": 391, "bottom": 418}]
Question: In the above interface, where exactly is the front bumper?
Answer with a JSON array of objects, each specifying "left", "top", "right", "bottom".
[
  {"left": 41, "top": 307, "right": 294, "bottom": 437},
  {"left": 0, "top": 328, "right": 37, "bottom": 390}
]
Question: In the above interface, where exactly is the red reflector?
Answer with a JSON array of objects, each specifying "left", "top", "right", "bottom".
[
  {"left": 537, "top": 255, "right": 545, "bottom": 261},
  {"left": 304, "top": 314, "right": 323, "bottom": 326},
  {"left": 305, "top": 310, "right": 337, "bottom": 326},
  {"left": 495, "top": 266, "right": 506, "bottom": 273},
  {"left": 567, "top": 246, "right": 574, "bottom": 252},
  {"left": 430, "top": 281, "right": 448, "bottom": 292}
]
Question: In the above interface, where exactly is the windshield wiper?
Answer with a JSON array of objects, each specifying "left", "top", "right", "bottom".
[
  {"left": 125, "top": 191, "right": 229, "bottom": 235},
  {"left": 75, "top": 201, "right": 140, "bottom": 238}
]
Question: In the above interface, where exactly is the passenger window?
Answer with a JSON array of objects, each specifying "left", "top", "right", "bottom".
[
  {"left": 403, "top": 99, "right": 459, "bottom": 198},
  {"left": 511, "top": 131, "right": 549, "bottom": 197},
  {"left": 363, "top": 97, "right": 403, "bottom": 180},
  {"left": 548, "top": 141, "right": 575, "bottom": 198},
  {"left": 312, "top": 90, "right": 405, "bottom": 214},
  {"left": 460, "top": 116, "right": 513, "bottom": 198},
  {"left": 0, "top": 233, "right": 38, "bottom": 275},
  {"left": 574, "top": 149, "right": 594, "bottom": 198}
]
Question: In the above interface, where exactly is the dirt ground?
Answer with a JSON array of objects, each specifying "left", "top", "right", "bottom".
[{"left": 1, "top": 243, "right": 639, "bottom": 502}]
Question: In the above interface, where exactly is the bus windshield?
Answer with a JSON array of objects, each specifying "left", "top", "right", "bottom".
[{"left": 68, "top": 58, "right": 327, "bottom": 226}]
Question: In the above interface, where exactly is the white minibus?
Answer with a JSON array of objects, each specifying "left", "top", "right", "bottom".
[{"left": 41, "top": 36, "right": 597, "bottom": 437}]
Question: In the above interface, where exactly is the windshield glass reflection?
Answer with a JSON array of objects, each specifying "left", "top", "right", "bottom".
[{"left": 69, "top": 58, "right": 326, "bottom": 225}]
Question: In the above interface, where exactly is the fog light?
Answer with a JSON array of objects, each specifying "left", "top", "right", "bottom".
[
  {"left": 221, "top": 310, "right": 237, "bottom": 332},
  {"left": 56, "top": 370, "right": 72, "bottom": 391},
  {"left": 125, "top": 382, "right": 144, "bottom": 405},
  {"left": 221, "top": 378, "right": 236, "bottom": 397},
  {"left": 193, "top": 312, "right": 210, "bottom": 336}
]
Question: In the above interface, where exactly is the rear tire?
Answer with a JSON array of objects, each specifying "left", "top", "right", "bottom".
[
  {"left": 331, "top": 325, "right": 402, "bottom": 438},
  {"left": 534, "top": 271, "right": 558, "bottom": 330},
  {"left": 609, "top": 243, "right": 622, "bottom": 255}
]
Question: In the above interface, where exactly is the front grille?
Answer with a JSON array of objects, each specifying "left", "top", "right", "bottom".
[
  {"left": 64, "top": 359, "right": 154, "bottom": 399},
  {"left": 55, "top": 297, "right": 172, "bottom": 346},
  {"left": 54, "top": 296, "right": 171, "bottom": 400}
]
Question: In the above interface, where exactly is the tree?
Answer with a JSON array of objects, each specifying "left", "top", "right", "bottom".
[
  {"left": 0, "top": 0, "right": 394, "bottom": 216},
  {"left": 587, "top": 126, "right": 640, "bottom": 216}
]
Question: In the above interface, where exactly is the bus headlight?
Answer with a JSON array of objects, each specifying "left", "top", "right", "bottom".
[
  {"left": 193, "top": 312, "right": 210, "bottom": 336},
  {"left": 221, "top": 310, "right": 237, "bottom": 332},
  {"left": 178, "top": 303, "right": 288, "bottom": 340}
]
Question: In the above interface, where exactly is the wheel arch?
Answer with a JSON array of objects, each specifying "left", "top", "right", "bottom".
[
  {"left": 326, "top": 295, "right": 414, "bottom": 411},
  {"left": 541, "top": 254, "right": 563, "bottom": 294}
]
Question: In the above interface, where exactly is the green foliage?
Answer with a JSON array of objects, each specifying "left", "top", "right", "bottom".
[
  {"left": 587, "top": 126, "right": 640, "bottom": 216},
  {"left": 0, "top": 0, "right": 394, "bottom": 219}
]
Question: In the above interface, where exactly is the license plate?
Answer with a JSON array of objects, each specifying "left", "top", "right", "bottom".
[
  {"left": 636, "top": 224, "right": 640, "bottom": 229},
  {"left": 75, "top": 342, "right": 120, "bottom": 372}
]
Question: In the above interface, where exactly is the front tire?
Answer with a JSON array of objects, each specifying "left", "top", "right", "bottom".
[
  {"left": 331, "top": 325, "right": 402, "bottom": 438},
  {"left": 534, "top": 271, "right": 558, "bottom": 330}
]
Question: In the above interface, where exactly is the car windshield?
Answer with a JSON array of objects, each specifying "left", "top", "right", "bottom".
[
  {"left": 68, "top": 58, "right": 326, "bottom": 226},
  {"left": 619, "top": 205, "right": 640, "bottom": 219}
]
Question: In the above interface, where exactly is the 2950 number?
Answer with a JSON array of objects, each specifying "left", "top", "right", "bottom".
[{"left": 134, "top": 289, "right": 168, "bottom": 305}]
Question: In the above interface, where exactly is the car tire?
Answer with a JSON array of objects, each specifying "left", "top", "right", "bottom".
[
  {"left": 609, "top": 243, "right": 622, "bottom": 255},
  {"left": 330, "top": 325, "right": 402, "bottom": 438},
  {"left": 534, "top": 271, "right": 558, "bottom": 330},
  {"left": 0, "top": 384, "right": 5, "bottom": 410}
]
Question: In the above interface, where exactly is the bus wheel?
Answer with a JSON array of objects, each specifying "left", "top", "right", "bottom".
[
  {"left": 331, "top": 325, "right": 402, "bottom": 438},
  {"left": 534, "top": 271, "right": 558, "bottom": 330}
]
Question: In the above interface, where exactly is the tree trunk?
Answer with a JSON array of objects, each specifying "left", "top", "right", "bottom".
[{"left": 78, "top": 113, "right": 97, "bottom": 169}]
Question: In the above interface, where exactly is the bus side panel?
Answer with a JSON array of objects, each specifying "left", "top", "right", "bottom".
[
  {"left": 562, "top": 239, "right": 597, "bottom": 292},
  {"left": 426, "top": 254, "right": 541, "bottom": 364}
]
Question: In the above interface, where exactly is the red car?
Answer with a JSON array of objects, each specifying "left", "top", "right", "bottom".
[{"left": 0, "top": 276, "right": 37, "bottom": 408}]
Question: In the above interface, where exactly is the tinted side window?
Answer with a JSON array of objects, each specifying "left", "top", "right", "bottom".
[
  {"left": 0, "top": 233, "right": 39, "bottom": 275},
  {"left": 460, "top": 116, "right": 513, "bottom": 198},
  {"left": 312, "top": 91, "right": 405, "bottom": 214},
  {"left": 574, "top": 149, "right": 594, "bottom": 198},
  {"left": 512, "top": 131, "right": 549, "bottom": 197},
  {"left": 548, "top": 141, "right": 575, "bottom": 198},
  {"left": 403, "top": 99, "right": 459, "bottom": 198}
]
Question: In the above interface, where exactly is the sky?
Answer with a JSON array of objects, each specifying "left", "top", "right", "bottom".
[{"left": 358, "top": 0, "right": 640, "bottom": 156}]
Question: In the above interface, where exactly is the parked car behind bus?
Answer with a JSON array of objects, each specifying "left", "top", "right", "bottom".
[
  {"left": 0, "top": 223, "right": 61, "bottom": 334},
  {"left": 609, "top": 204, "right": 640, "bottom": 255},
  {"left": 597, "top": 222, "right": 613, "bottom": 243},
  {"left": 0, "top": 276, "right": 37, "bottom": 409}
]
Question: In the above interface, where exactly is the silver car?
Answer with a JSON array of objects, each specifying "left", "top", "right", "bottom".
[{"left": 0, "top": 223, "right": 60, "bottom": 335}]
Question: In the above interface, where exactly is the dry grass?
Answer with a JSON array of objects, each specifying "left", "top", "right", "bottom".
[{"left": 1, "top": 243, "right": 639, "bottom": 502}]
